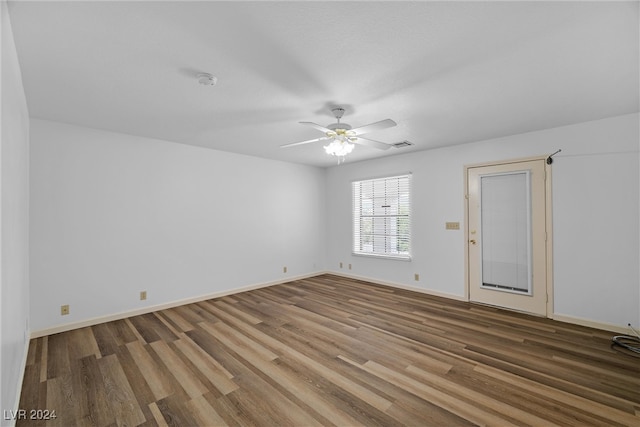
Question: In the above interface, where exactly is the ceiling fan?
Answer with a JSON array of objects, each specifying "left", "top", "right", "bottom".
[{"left": 281, "top": 107, "right": 396, "bottom": 162}]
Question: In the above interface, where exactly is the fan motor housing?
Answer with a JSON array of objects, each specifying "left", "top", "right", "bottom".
[{"left": 327, "top": 122, "right": 352, "bottom": 131}]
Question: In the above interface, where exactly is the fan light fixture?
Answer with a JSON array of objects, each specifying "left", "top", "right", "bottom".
[
  {"left": 324, "top": 138, "right": 355, "bottom": 162},
  {"left": 280, "top": 106, "right": 397, "bottom": 164},
  {"left": 322, "top": 108, "right": 354, "bottom": 163}
]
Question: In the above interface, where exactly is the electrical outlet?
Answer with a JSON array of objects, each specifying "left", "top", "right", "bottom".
[
  {"left": 340, "top": 262, "right": 343, "bottom": 268},
  {"left": 414, "top": 273, "right": 420, "bottom": 281},
  {"left": 283, "top": 266, "right": 287, "bottom": 273},
  {"left": 140, "top": 291, "right": 147, "bottom": 301},
  {"left": 61, "top": 305, "right": 70, "bottom": 316},
  {"left": 348, "top": 263, "right": 352, "bottom": 270}
]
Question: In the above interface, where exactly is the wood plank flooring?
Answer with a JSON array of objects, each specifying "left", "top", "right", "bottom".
[{"left": 17, "top": 274, "right": 640, "bottom": 426}]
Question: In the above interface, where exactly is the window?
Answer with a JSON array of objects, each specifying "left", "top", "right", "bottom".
[{"left": 353, "top": 174, "right": 411, "bottom": 259}]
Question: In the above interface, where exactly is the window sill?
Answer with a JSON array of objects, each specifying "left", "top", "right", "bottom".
[{"left": 352, "top": 252, "right": 412, "bottom": 261}]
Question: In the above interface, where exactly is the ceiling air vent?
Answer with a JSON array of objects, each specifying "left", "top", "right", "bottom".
[{"left": 392, "top": 140, "right": 414, "bottom": 148}]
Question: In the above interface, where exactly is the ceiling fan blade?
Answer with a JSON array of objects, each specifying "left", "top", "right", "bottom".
[
  {"left": 280, "top": 136, "right": 330, "bottom": 148},
  {"left": 299, "top": 121, "right": 333, "bottom": 133},
  {"left": 350, "top": 119, "right": 397, "bottom": 136},
  {"left": 352, "top": 137, "right": 392, "bottom": 150}
]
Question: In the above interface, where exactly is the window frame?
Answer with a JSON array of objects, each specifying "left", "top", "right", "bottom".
[{"left": 352, "top": 173, "right": 412, "bottom": 261}]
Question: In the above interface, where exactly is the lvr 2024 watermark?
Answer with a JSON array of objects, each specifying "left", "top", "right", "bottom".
[{"left": 3, "top": 409, "right": 57, "bottom": 421}]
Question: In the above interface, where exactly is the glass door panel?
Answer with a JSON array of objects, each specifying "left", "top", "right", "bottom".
[{"left": 480, "top": 172, "right": 532, "bottom": 294}]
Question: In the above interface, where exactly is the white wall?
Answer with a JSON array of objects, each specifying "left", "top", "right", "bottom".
[
  {"left": 1, "top": 0, "right": 30, "bottom": 419},
  {"left": 325, "top": 113, "right": 639, "bottom": 330},
  {"left": 24, "top": 113, "right": 640, "bottom": 335},
  {"left": 30, "top": 119, "right": 326, "bottom": 333}
]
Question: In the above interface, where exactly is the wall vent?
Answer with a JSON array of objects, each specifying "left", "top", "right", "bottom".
[{"left": 392, "top": 140, "right": 414, "bottom": 148}]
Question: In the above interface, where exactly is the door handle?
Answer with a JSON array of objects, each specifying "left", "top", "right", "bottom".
[{"left": 469, "top": 239, "right": 476, "bottom": 245}]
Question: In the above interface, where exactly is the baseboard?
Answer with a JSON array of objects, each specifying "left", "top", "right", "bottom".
[
  {"left": 5, "top": 335, "right": 31, "bottom": 427},
  {"left": 326, "top": 270, "right": 468, "bottom": 302},
  {"left": 30, "top": 270, "right": 630, "bottom": 338},
  {"left": 30, "top": 272, "right": 324, "bottom": 338},
  {"left": 551, "top": 313, "right": 632, "bottom": 334},
  {"left": 328, "top": 271, "right": 631, "bottom": 334}
]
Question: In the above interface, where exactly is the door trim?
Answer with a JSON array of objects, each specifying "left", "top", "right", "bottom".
[{"left": 464, "top": 156, "right": 554, "bottom": 318}]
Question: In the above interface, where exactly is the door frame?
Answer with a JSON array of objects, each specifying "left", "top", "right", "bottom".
[{"left": 464, "top": 155, "right": 554, "bottom": 317}]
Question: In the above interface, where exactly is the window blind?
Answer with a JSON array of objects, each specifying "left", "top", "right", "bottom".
[{"left": 353, "top": 174, "right": 411, "bottom": 259}]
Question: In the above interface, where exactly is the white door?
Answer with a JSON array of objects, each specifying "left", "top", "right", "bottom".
[{"left": 467, "top": 159, "right": 548, "bottom": 316}]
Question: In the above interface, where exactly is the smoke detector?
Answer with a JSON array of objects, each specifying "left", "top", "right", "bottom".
[{"left": 197, "top": 73, "right": 217, "bottom": 86}]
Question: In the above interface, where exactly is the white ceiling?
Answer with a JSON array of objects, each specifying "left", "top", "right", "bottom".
[{"left": 7, "top": 1, "right": 639, "bottom": 168}]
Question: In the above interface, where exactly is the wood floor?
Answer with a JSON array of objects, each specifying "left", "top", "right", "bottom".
[{"left": 18, "top": 274, "right": 640, "bottom": 426}]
